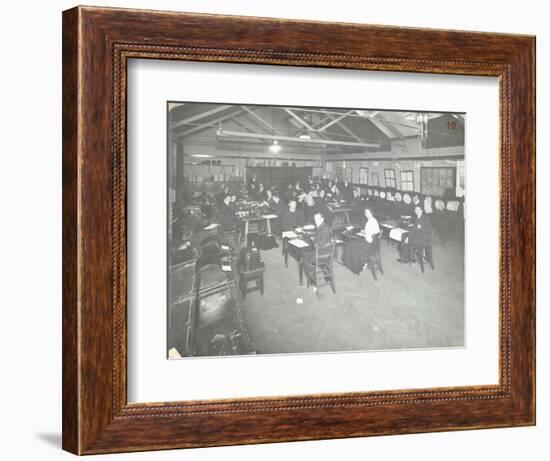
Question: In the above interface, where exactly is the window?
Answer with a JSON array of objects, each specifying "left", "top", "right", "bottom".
[
  {"left": 384, "top": 169, "right": 396, "bottom": 188},
  {"left": 420, "top": 167, "right": 456, "bottom": 196},
  {"left": 359, "top": 167, "right": 368, "bottom": 185},
  {"left": 371, "top": 172, "right": 379, "bottom": 186},
  {"left": 400, "top": 170, "right": 414, "bottom": 191}
]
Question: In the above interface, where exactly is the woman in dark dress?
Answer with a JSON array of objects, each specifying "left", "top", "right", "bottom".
[{"left": 342, "top": 208, "right": 381, "bottom": 274}]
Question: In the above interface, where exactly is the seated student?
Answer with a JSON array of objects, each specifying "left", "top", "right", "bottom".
[
  {"left": 330, "top": 184, "right": 341, "bottom": 200},
  {"left": 397, "top": 205, "right": 433, "bottom": 263},
  {"left": 342, "top": 207, "right": 381, "bottom": 274},
  {"left": 247, "top": 175, "right": 258, "bottom": 194},
  {"left": 314, "top": 189, "right": 330, "bottom": 226},
  {"left": 342, "top": 179, "right": 354, "bottom": 202},
  {"left": 302, "top": 212, "right": 333, "bottom": 272},
  {"left": 303, "top": 194, "right": 316, "bottom": 224},
  {"left": 284, "top": 184, "right": 296, "bottom": 203},
  {"left": 229, "top": 194, "right": 237, "bottom": 213},
  {"left": 215, "top": 185, "right": 230, "bottom": 210},
  {"left": 268, "top": 192, "right": 285, "bottom": 236},
  {"left": 218, "top": 194, "right": 237, "bottom": 232},
  {"left": 256, "top": 183, "right": 267, "bottom": 202},
  {"left": 350, "top": 188, "right": 364, "bottom": 227},
  {"left": 281, "top": 199, "right": 305, "bottom": 232}
]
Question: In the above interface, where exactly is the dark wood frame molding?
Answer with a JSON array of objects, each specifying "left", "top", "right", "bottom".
[{"left": 62, "top": 5, "right": 535, "bottom": 455}]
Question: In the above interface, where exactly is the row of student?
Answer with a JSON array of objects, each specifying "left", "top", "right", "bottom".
[{"left": 247, "top": 175, "right": 357, "bottom": 203}]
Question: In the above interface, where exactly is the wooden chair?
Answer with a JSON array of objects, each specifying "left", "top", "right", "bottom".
[
  {"left": 366, "top": 232, "right": 384, "bottom": 281},
  {"left": 239, "top": 265, "right": 265, "bottom": 299},
  {"left": 409, "top": 241, "right": 435, "bottom": 273},
  {"left": 305, "top": 240, "right": 336, "bottom": 297},
  {"left": 238, "top": 248, "right": 265, "bottom": 299}
]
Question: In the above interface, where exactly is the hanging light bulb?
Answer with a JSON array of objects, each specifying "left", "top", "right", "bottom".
[{"left": 269, "top": 139, "right": 282, "bottom": 153}]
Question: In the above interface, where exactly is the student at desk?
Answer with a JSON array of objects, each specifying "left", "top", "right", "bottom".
[
  {"left": 302, "top": 212, "right": 332, "bottom": 273},
  {"left": 218, "top": 195, "right": 237, "bottom": 232},
  {"left": 397, "top": 205, "right": 433, "bottom": 263},
  {"left": 342, "top": 207, "right": 380, "bottom": 274},
  {"left": 268, "top": 192, "right": 285, "bottom": 236},
  {"left": 215, "top": 185, "right": 230, "bottom": 210},
  {"left": 281, "top": 199, "right": 305, "bottom": 232}
]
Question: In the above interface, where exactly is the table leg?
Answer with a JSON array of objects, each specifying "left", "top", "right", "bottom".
[
  {"left": 284, "top": 239, "right": 288, "bottom": 267},
  {"left": 244, "top": 221, "right": 249, "bottom": 245},
  {"left": 298, "top": 257, "right": 304, "bottom": 286},
  {"left": 266, "top": 218, "right": 272, "bottom": 235}
]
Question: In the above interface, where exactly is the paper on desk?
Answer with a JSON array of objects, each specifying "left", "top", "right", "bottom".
[
  {"left": 221, "top": 265, "right": 232, "bottom": 272},
  {"left": 389, "top": 228, "right": 408, "bottom": 241},
  {"left": 345, "top": 225, "right": 354, "bottom": 231},
  {"left": 221, "top": 244, "right": 230, "bottom": 250},
  {"left": 303, "top": 224, "right": 315, "bottom": 231},
  {"left": 380, "top": 223, "right": 395, "bottom": 229},
  {"left": 204, "top": 223, "right": 219, "bottom": 230},
  {"left": 262, "top": 214, "right": 277, "bottom": 219},
  {"left": 288, "top": 239, "right": 309, "bottom": 248}
]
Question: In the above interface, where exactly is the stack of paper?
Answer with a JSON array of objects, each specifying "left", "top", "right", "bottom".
[
  {"left": 303, "top": 224, "right": 315, "bottom": 231},
  {"left": 204, "top": 223, "right": 219, "bottom": 230},
  {"left": 282, "top": 231, "right": 298, "bottom": 239},
  {"left": 389, "top": 228, "right": 408, "bottom": 241},
  {"left": 288, "top": 239, "right": 309, "bottom": 248}
]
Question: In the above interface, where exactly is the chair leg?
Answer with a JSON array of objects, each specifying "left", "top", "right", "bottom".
[
  {"left": 329, "top": 268, "right": 336, "bottom": 293},
  {"left": 260, "top": 276, "right": 264, "bottom": 295},
  {"left": 427, "top": 247, "right": 435, "bottom": 270},
  {"left": 417, "top": 248, "right": 425, "bottom": 273},
  {"left": 370, "top": 264, "right": 377, "bottom": 281}
]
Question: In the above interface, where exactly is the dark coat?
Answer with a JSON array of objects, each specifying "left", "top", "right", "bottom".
[
  {"left": 313, "top": 221, "right": 332, "bottom": 250},
  {"left": 218, "top": 202, "right": 236, "bottom": 231},
  {"left": 409, "top": 213, "right": 433, "bottom": 248},
  {"left": 281, "top": 208, "right": 305, "bottom": 231}
]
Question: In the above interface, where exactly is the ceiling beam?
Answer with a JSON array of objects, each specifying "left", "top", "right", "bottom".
[
  {"left": 318, "top": 110, "right": 354, "bottom": 132},
  {"left": 169, "top": 105, "right": 233, "bottom": 129},
  {"left": 217, "top": 129, "right": 380, "bottom": 148},
  {"left": 241, "top": 106, "right": 277, "bottom": 132},
  {"left": 284, "top": 108, "right": 315, "bottom": 131},
  {"left": 372, "top": 114, "right": 405, "bottom": 141},
  {"left": 229, "top": 116, "right": 270, "bottom": 144},
  {"left": 172, "top": 109, "right": 244, "bottom": 138}
]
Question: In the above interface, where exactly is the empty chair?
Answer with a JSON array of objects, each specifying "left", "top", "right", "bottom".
[{"left": 305, "top": 240, "right": 336, "bottom": 297}]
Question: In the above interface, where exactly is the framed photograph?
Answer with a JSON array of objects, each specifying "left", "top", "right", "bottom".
[{"left": 62, "top": 6, "right": 535, "bottom": 455}]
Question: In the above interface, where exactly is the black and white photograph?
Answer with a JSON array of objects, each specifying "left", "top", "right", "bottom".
[{"left": 167, "top": 102, "right": 465, "bottom": 358}]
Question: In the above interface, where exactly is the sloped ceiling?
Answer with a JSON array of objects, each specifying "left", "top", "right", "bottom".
[{"left": 168, "top": 103, "right": 464, "bottom": 155}]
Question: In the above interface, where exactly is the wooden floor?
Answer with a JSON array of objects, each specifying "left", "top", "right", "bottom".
[{"left": 241, "top": 237, "right": 465, "bottom": 355}]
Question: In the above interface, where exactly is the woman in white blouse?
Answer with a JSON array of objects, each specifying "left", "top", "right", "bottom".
[
  {"left": 342, "top": 207, "right": 381, "bottom": 274},
  {"left": 363, "top": 208, "right": 380, "bottom": 243}
]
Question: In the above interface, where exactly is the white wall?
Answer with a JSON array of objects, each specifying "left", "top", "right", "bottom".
[{"left": 1, "top": 1, "right": 546, "bottom": 461}]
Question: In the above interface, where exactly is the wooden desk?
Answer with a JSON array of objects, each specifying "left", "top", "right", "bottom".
[{"left": 240, "top": 214, "right": 278, "bottom": 241}]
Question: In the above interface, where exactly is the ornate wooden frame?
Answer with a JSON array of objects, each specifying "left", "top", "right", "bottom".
[{"left": 62, "top": 5, "right": 536, "bottom": 455}]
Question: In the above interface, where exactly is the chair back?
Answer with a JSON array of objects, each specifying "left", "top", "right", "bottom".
[{"left": 316, "top": 239, "right": 336, "bottom": 267}]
